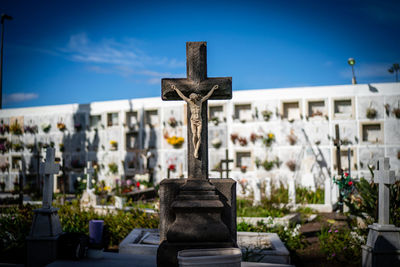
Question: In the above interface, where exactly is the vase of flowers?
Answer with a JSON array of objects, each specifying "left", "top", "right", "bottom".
[
  {"left": 286, "top": 160, "right": 296, "bottom": 172},
  {"left": 10, "top": 121, "right": 23, "bottom": 135},
  {"left": 42, "top": 124, "right": 51, "bottom": 133},
  {"left": 57, "top": 122, "right": 66, "bottom": 131},
  {"left": 263, "top": 132, "right": 275, "bottom": 147},
  {"left": 110, "top": 140, "right": 118, "bottom": 151}
]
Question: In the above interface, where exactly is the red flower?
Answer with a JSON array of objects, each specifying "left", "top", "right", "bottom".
[
  {"left": 136, "top": 182, "right": 140, "bottom": 188},
  {"left": 168, "top": 164, "right": 176, "bottom": 171},
  {"left": 348, "top": 181, "right": 353, "bottom": 186},
  {"left": 344, "top": 172, "right": 349, "bottom": 177}
]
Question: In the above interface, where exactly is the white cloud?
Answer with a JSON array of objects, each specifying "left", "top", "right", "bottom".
[
  {"left": 62, "top": 33, "right": 184, "bottom": 69},
  {"left": 4, "top": 93, "right": 38, "bottom": 103}
]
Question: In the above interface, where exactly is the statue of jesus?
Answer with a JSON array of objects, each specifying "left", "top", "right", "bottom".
[{"left": 171, "top": 84, "right": 218, "bottom": 158}]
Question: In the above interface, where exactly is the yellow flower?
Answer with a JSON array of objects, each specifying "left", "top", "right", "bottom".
[
  {"left": 110, "top": 140, "right": 117, "bottom": 145},
  {"left": 104, "top": 186, "right": 111, "bottom": 192},
  {"left": 167, "top": 136, "right": 184, "bottom": 146},
  {"left": 268, "top": 133, "right": 274, "bottom": 139}
]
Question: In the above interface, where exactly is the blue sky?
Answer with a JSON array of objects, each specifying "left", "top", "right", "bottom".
[{"left": 1, "top": 0, "right": 400, "bottom": 108}]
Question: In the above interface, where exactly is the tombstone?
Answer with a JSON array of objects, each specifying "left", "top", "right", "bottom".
[
  {"left": 27, "top": 148, "right": 62, "bottom": 267},
  {"left": 80, "top": 161, "right": 97, "bottom": 207},
  {"left": 362, "top": 157, "right": 400, "bottom": 267},
  {"left": 158, "top": 42, "right": 236, "bottom": 267}
]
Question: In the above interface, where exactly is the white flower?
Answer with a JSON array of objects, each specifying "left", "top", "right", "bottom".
[
  {"left": 91, "top": 179, "right": 96, "bottom": 184},
  {"left": 77, "top": 177, "right": 81, "bottom": 182},
  {"left": 82, "top": 179, "right": 87, "bottom": 183}
]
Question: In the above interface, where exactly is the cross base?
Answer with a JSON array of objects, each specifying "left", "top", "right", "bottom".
[
  {"left": 362, "top": 223, "right": 400, "bottom": 267},
  {"left": 27, "top": 207, "right": 63, "bottom": 266},
  {"left": 157, "top": 178, "right": 237, "bottom": 267}
]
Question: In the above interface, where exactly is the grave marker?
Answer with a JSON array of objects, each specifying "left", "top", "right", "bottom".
[
  {"left": 362, "top": 157, "right": 400, "bottom": 267},
  {"left": 158, "top": 42, "right": 236, "bottom": 267},
  {"left": 27, "top": 148, "right": 63, "bottom": 267}
]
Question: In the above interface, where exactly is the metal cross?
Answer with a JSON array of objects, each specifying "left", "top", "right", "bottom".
[
  {"left": 85, "top": 161, "right": 95, "bottom": 191},
  {"left": 39, "top": 148, "right": 60, "bottom": 209},
  {"left": 161, "top": 42, "right": 232, "bottom": 179},
  {"left": 333, "top": 124, "right": 342, "bottom": 175},
  {"left": 373, "top": 157, "right": 396, "bottom": 225},
  {"left": 220, "top": 149, "right": 234, "bottom": 178}
]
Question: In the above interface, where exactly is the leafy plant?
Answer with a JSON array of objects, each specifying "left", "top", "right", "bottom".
[
  {"left": 296, "top": 186, "right": 324, "bottom": 204},
  {"left": 318, "top": 226, "right": 363, "bottom": 264},
  {"left": 366, "top": 107, "right": 377, "bottom": 119},
  {"left": 108, "top": 162, "right": 118, "bottom": 174}
]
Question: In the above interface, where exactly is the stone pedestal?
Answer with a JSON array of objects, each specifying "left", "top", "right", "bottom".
[
  {"left": 157, "top": 178, "right": 237, "bottom": 267},
  {"left": 362, "top": 223, "right": 400, "bottom": 267},
  {"left": 27, "top": 207, "right": 63, "bottom": 267}
]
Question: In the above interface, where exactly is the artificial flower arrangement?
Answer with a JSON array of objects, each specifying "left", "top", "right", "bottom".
[
  {"left": 168, "top": 164, "right": 176, "bottom": 172},
  {"left": 230, "top": 133, "right": 239, "bottom": 144},
  {"left": 167, "top": 136, "right": 184, "bottom": 148},
  {"left": 24, "top": 125, "right": 38, "bottom": 134},
  {"left": 261, "top": 110, "right": 273, "bottom": 121},
  {"left": 211, "top": 137, "right": 222, "bottom": 149},
  {"left": 240, "top": 165, "right": 247, "bottom": 173},
  {"left": 10, "top": 121, "right": 23, "bottom": 135},
  {"left": 12, "top": 142, "right": 24, "bottom": 152},
  {"left": 366, "top": 106, "right": 377, "bottom": 119},
  {"left": 286, "top": 160, "right": 296, "bottom": 172},
  {"left": 238, "top": 137, "right": 248, "bottom": 146},
  {"left": 110, "top": 140, "right": 118, "bottom": 150},
  {"left": 0, "top": 141, "right": 11, "bottom": 154},
  {"left": 0, "top": 122, "right": 9, "bottom": 135},
  {"left": 333, "top": 172, "right": 354, "bottom": 205},
  {"left": 42, "top": 123, "right": 51, "bottom": 133},
  {"left": 108, "top": 162, "right": 118, "bottom": 174},
  {"left": 250, "top": 133, "right": 260, "bottom": 143},
  {"left": 210, "top": 116, "right": 220, "bottom": 126},
  {"left": 57, "top": 122, "right": 66, "bottom": 131},
  {"left": 167, "top": 117, "right": 177, "bottom": 127},
  {"left": 262, "top": 132, "right": 276, "bottom": 147},
  {"left": 255, "top": 157, "right": 280, "bottom": 171},
  {"left": 287, "top": 132, "right": 298, "bottom": 146}
]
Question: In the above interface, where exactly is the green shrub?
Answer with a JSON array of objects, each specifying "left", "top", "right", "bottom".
[
  {"left": 318, "top": 226, "right": 364, "bottom": 264},
  {"left": 237, "top": 198, "right": 290, "bottom": 218}
]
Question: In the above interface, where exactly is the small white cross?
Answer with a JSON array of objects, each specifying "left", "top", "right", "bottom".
[
  {"left": 373, "top": 157, "right": 396, "bottom": 225},
  {"left": 39, "top": 148, "right": 60, "bottom": 209},
  {"left": 85, "top": 161, "right": 95, "bottom": 191}
]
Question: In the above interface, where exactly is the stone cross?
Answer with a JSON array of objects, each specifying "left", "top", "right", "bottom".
[
  {"left": 220, "top": 149, "right": 233, "bottom": 178},
  {"left": 161, "top": 42, "right": 232, "bottom": 179},
  {"left": 39, "top": 148, "right": 60, "bottom": 209},
  {"left": 85, "top": 161, "right": 95, "bottom": 191},
  {"left": 373, "top": 157, "right": 396, "bottom": 225}
]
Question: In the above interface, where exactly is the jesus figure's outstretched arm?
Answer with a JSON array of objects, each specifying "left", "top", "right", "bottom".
[
  {"left": 201, "top": 85, "right": 218, "bottom": 103},
  {"left": 171, "top": 85, "right": 190, "bottom": 103}
]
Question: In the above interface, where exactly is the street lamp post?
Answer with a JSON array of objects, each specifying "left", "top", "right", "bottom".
[
  {"left": 348, "top": 58, "right": 357, "bottom": 85},
  {"left": 0, "top": 13, "right": 13, "bottom": 109}
]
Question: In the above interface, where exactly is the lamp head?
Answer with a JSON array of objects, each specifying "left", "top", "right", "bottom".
[
  {"left": 1, "top": 14, "right": 13, "bottom": 23},
  {"left": 348, "top": 58, "right": 355, "bottom": 66}
]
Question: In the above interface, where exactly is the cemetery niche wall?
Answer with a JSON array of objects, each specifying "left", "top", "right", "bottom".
[{"left": 0, "top": 82, "right": 399, "bottom": 209}]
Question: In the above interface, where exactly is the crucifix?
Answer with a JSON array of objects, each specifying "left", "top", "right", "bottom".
[
  {"left": 162, "top": 42, "right": 232, "bottom": 179},
  {"left": 85, "top": 161, "right": 95, "bottom": 191},
  {"left": 373, "top": 157, "right": 397, "bottom": 225},
  {"left": 39, "top": 148, "right": 60, "bottom": 209}
]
